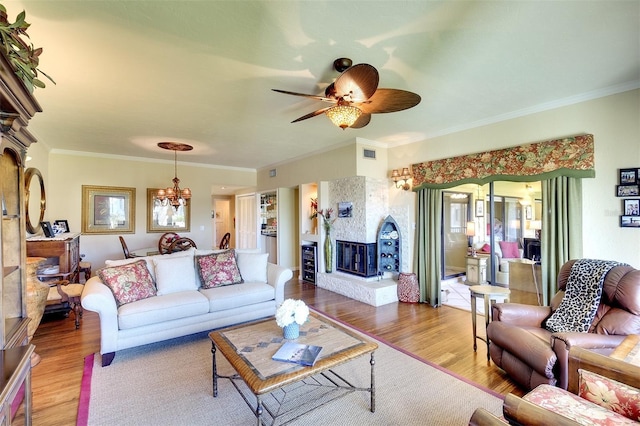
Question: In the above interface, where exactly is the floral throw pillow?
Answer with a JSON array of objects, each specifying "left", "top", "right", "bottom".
[
  {"left": 196, "top": 250, "right": 243, "bottom": 289},
  {"left": 579, "top": 369, "right": 640, "bottom": 421},
  {"left": 97, "top": 260, "right": 156, "bottom": 307}
]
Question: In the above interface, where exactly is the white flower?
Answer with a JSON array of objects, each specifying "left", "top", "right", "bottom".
[{"left": 275, "top": 299, "right": 309, "bottom": 328}]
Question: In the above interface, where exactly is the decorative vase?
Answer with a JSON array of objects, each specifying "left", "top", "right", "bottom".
[
  {"left": 26, "top": 257, "right": 50, "bottom": 366},
  {"left": 324, "top": 230, "right": 333, "bottom": 273},
  {"left": 283, "top": 322, "right": 299, "bottom": 339}
]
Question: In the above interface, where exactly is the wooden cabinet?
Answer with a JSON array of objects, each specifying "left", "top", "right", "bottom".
[
  {"left": 336, "top": 241, "right": 377, "bottom": 278},
  {"left": 301, "top": 244, "right": 316, "bottom": 284},
  {"left": 466, "top": 256, "right": 488, "bottom": 285},
  {"left": 377, "top": 216, "right": 401, "bottom": 275},
  {"left": 0, "top": 345, "right": 34, "bottom": 425},
  {"left": 0, "top": 49, "right": 41, "bottom": 351},
  {"left": 26, "top": 233, "right": 81, "bottom": 283}
]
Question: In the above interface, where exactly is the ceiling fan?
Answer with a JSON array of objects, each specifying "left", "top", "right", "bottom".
[{"left": 272, "top": 58, "right": 421, "bottom": 129}]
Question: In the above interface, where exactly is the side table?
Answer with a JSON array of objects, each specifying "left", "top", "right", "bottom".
[
  {"left": 465, "top": 256, "right": 488, "bottom": 285},
  {"left": 611, "top": 334, "right": 640, "bottom": 366},
  {"left": 469, "top": 285, "right": 510, "bottom": 360}
]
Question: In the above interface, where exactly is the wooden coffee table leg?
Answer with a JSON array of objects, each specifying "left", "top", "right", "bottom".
[
  {"left": 211, "top": 342, "right": 218, "bottom": 397},
  {"left": 370, "top": 351, "right": 376, "bottom": 413}
]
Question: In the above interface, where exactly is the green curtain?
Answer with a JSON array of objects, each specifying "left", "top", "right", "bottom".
[
  {"left": 415, "top": 188, "right": 442, "bottom": 306},
  {"left": 540, "top": 176, "right": 583, "bottom": 304}
]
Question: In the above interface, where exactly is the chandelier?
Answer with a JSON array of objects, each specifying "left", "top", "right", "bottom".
[
  {"left": 157, "top": 142, "right": 192, "bottom": 208},
  {"left": 325, "top": 104, "right": 362, "bottom": 129}
]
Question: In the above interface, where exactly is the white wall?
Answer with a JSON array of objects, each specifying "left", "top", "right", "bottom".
[
  {"left": 389, "top": 89, "right": 640, "bottom": 268},
  {"left": 26, "top": 151, "right": 256, "bottom": 269}
]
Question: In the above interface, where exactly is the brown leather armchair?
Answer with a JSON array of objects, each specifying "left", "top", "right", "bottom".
[{"left": 487, "top": 259, "right": 640, "bottom": 391}]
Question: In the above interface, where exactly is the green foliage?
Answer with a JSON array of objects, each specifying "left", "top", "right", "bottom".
[{"left": 0, "top": 4, "right": 54, "bottom": 92}]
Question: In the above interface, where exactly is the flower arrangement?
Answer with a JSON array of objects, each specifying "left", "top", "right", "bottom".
[
  {"left": 310, "top": 197, "right": 318, "bottom": 219},
  {"left": 275, "top": 299, "right": 309, "bottom": 328},
  {"left": 317, "top": 208, "right": 337, "bottom": 233}
]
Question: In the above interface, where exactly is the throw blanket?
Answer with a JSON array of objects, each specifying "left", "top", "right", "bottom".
[{"left": 545, "top": 259, "right": 628, "bottom": 333}]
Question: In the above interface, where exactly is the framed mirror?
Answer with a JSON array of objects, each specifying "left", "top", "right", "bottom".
[
  {"left": 147, "top": 188, "right": 191, "bottom": 233},
  {"left": 24, "top": 167, "right": 46, "bottom": 234}
]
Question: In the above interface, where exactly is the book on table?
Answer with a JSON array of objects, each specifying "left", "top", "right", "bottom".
[{"left": 272, "top": 342, "right": 323, "bottom": 366}]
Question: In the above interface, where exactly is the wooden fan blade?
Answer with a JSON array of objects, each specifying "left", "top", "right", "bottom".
[
  {"left": 350, "top": 113, "right": 371, "bottom": 129},
  {"left": 272, "top": 89, "right": 334, "bottom": 103},
  {"left": 333, "top": 64, "right": 379, "bottom": 102},
  {"left": 358, "top": 88, "right": 421, "bottom": 114},
  {"left": 291, "top": 107, "right": 332, "bottom": 123}
]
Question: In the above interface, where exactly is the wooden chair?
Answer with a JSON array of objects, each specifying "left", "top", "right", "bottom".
[
  {"left": 45, "top": 279, "right": 84, "bottom": 329},
  {"left": 168, "top": 237, "right": 197, "bottom": 252},
  {"left": 158, "top": 232, "right": 179, "bottom": 254},
  {"left": 219, "top": 232, "right": 230, "bottom": 249},
  {"left": 118, "top": 236, "right": 139, "bottom": 259}
]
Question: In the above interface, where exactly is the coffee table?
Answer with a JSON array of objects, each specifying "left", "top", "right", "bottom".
[{"left": 209, "top": 312, "right": 378, "bottom": 425}]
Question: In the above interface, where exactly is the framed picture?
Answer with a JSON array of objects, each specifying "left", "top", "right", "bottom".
[
  {"left": 619, "top": 168, "right": 638, "bottom": 184},
  {"left": 524, "top": 205, "right": 532, "bottom": 220},
  {"left": 338, "top": 201, "right": 352, "bottom": 218},
  {"left": 623, "top": 198, "right": 639, "bottom": 216},
  {"left": 40, "top": 221, "right": 54, "bottom": 238},
  {"left": 82, "top": 185, "right": 135, "bottom": 234},
  {"left": 147, "top": 188, "right": 191, "bottom": 233},
  {"left": 54, "top": 219, "right": 69, "bottom": 233},
  {"left": 616, "top": 184, "right": 640, "bottom": 197},
  {"left": 620, "top": 215, "right": 640, "bottom": 228},
  {"left": 475, "top": 199, "right": 484, "bottom": 217}
]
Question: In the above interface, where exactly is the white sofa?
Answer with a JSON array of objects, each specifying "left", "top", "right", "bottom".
[{"left": 81, "top": 248, "right": 292, "bottom": 366}]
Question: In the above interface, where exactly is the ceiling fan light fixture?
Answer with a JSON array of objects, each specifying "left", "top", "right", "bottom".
[{"left": 326, "top": 105, "right": 361, "bottom": 129}]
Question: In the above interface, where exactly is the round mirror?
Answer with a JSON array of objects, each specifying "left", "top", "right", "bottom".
[{"left": 24, "top": 167, "right": 46, "bottom": 234}]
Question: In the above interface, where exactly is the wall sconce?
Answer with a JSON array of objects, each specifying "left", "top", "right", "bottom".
[{"left": 391, "top": 167, "right": 411, "bottom": 191}]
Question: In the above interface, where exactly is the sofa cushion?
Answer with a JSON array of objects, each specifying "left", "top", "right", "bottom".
[
  {"left": 97, "top": 260, "right": 157, "bottom": 307},
  {"left": 499, "top": 241, "right": 520, "bottom": 259},
  {"left": 524, "top": 384, "right": 637, "bottom": 425},
  {"left": 196, "top": 250, "right": 243, "bottom": 288},
  {"left": 200, "top": 282, "right": 275, "bottom": 311},
  {"left": 105, "top": 248, "right": 195, "bottom": 281},
  {"left": 117, "top": 291, "right": 209, "bottom": 329},
  {"left": 237, "top": 252, "right": 268, "bottom": 283},
  {"left": 153, "top": 255, "right": 198, "bottom": 295},
  {"left": 579, "top": 369, "right": 640, "bottom": 420}
]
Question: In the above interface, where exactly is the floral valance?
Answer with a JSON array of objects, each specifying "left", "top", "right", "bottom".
[{"left": 411, "top": 134, "right": 595, "bottom": 190}]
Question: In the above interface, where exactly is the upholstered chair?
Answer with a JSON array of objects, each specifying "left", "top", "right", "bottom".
[{"left": 487, "top": 259, "right": 640, "bottom": 391}]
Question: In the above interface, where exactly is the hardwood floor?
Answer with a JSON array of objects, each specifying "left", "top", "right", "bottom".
[{"left": 15, "top": 278, "right": 524, "bottom": 425}]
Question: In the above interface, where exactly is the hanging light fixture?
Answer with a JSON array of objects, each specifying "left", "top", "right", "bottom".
[
  {"left": 325, "top": 104, "right": 362, "bottom": 129},
  {"left": 157, "top": 142, "right": 192, "bottom": 208}
]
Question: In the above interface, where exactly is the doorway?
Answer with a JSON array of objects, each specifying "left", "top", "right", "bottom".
[{"left": 212, "top": 197, "right": 233, "bottom": 249}]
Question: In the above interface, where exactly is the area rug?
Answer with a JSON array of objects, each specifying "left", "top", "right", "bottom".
[{"left": 78, "top": 312, "right": 503, "bottom": 425}]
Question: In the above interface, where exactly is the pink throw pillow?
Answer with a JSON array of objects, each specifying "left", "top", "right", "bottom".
[
  {"left": 196, "top": 249, "right": 243, "bottom": 288},
  {"left": 480, "top": 243, "right": 491, "bottom": 253},
  {"left": 499, "top": 241, "right": 520, "bottom": 259},
  {"left": 97, "top": 260, "right": 156, "bottom": 306}
]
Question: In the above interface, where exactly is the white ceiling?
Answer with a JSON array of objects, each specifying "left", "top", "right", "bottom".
[{"left": 13, "top": 1, "right": 640, "bottom": 170}]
